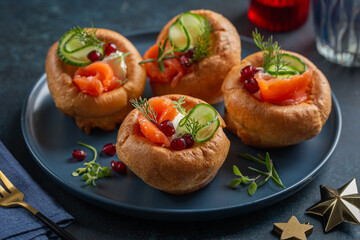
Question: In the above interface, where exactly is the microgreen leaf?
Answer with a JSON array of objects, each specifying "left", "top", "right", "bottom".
[
  {"left": 171, "top": 96, "right": 187, "bottom": 115},
  {"left": 233, "top": 165, "right": 242, "bottom": 177},
  {"left": 230, "top": 152, "right": 285, "bottom": 196},
  {"left": 241, "top": 176, "right": 251, "bottom": 184},
  {"left": 229, "top": 178, "right": 242, "bottom": 188},
  {"left": 248, "top": 181, "right": 257, "bottom": 195},
  {"left": 102, "top": 167, "right": 112, "bottom": 177},
  {"left": 71, "top": 142, "right": 112, "bottom": 186}
]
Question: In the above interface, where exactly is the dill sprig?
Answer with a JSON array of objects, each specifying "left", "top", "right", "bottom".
[
  {"left": 130, "top": 97, "right": 159, "bottom": 128},
  {"left": 185, "top": 117, "right": 201, "bottom": 137},
  {"left": 252, "top": 29, "right": 286, "bottom": 76},
  {"left": 171, "top": 96, "right": 187, "bottom": 115},
  {"left": 138, "top": 37, "right": 177, "bottom": 72},
  {"left": 192, "top": 16, "right": 213, "bottom": 62},
  {"left": 71, "top": 26, "right": 105, "bottom": 47}
]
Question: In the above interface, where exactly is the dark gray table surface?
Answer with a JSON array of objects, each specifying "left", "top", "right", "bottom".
[{"left": 1, "top": 0, "right": 360, "bottom": 239}]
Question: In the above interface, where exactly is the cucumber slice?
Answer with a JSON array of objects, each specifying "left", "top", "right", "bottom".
[
  {"left": 179, "top": 12, "right": 206, "bottom": 47},
  {"left": 57, "top": 29, "right": 105, "bottom": 67},
  {"left": 194, "top": 118, "right": 220, "bottom": 143},
  {"left": 281, "top": 53, "right": 307, "bottom": 73},
  {"left": 179, "top": 103, "right": 218, "bottom": 127},
  {"left": 168, "top": 19, "right": 190, "bottom": 52},
  {"left": 267, "top": 64, "right": 299, "bottom": 76}
]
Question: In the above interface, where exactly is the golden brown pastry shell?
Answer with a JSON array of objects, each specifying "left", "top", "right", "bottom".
[
  {"left": 150, "top": 9, "right": 241, "bottom": 104},
  {"left": 222, "top": 51, "right": 332, "bottom": 148},
  {"left": 45, "top": 28, "right": 146, "bottom": 133},
  {"left": 116, "top": 95, "right": 230, "bottom": 194}
]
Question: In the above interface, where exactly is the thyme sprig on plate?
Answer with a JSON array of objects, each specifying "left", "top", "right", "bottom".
[
  {"left": 130, "top": 97, "right": 159, "bottom": 128},
  {"left": 171, "top": 96, "right": 187, "bottom": 115},
  {"left": 71, "top": 25, "right": 105, "bottom": 47},
  {"left": 230, "top": 152, "right": 285, "bottom": 196},
  {"left": 252, "top": 29, "right": 286, "bottom": 76},
  {"left": 138, "top": 37, "right": 177, "bottom": 72},
  {"left": 72, "top": 142, "right": 112, "bottom": 186}
]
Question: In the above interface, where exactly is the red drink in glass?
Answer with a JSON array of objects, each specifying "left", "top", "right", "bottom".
[{"left": 248, "top": 0, "right": 310, "bottom": 32}]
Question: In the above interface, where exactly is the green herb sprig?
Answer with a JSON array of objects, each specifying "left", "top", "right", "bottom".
[
  {"left": 230, "top": 152, "right": 285, "bottom": 196},
  {"left": 192, "top": 17, "right": 213, "bottom": 62},
  {"left": 171, "top": 96, "right": 187, "bottom": 115},
  {"left": 71, "top": 25, "right": 104, "bottom": 47},
  {"left": 72, "top": 142, "right": 112, "bottom": 186},
  {"left": 130, "top": 97, "right": 159, "bottom": 128},
  {"left": 252, "top": 29, "right": 286, "bottom": 76},
  {"left": 185, "top": 117, "right": 201, "bottom": 137},
  {"left": 138, "top": 37, "right": 177, "bottom": 72}
]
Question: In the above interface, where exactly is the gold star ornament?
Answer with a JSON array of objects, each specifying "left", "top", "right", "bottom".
[
  {"left": 273, "top": 216, "right": 313, "bottom": 240},
  {"left": 306, "top": 178, "right": 360, "bottom": 232}
]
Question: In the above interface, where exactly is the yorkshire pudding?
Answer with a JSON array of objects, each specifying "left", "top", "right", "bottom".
[
  {"left": 149, "top": 9, "right": 241, "bottom": 104},
  {"left": 46, "top": 28, "right": 146, "bottom": 133},
  {"left": 116, "top": 95, "right": 230, "bottom": 194},
  {"left": 222, "top": 51, "right": 332, "bottom": 148}
]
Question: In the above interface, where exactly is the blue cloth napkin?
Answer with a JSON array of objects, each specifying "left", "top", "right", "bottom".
[{"left": 0, "top": 142, "right": 74, "bottom": 240}]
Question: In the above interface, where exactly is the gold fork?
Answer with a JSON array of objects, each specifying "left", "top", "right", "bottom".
[{"left": 0, "top": 171, "right": 76, "bottom": 240}]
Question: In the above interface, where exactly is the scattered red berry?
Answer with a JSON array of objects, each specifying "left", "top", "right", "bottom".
[
  {"left": 178, "top": 55, "right": 192, "bottom": 68},
  {"left": 159, "top": 120, "right": 176, "bottom": 137},
  {"left": 244, "top": 77, "right": 260, "bottom": 94},
  {"left": 171, "top": 138, "right": 186, "bottom": 150},
  {"left": 87, "top": 50, "right": 102, "bottom": 62},
  {"left": 240, "top": 65, "right": 258, "bottom": 82},
  {"left": 111, "top": 160, "right": 127, "bottom": 174},
  {"left": 182, "top": 133, "right": 194, "bottom": 148},
  {"left": 72, "top": 149, "right": 86, "bottom": 161},
  {"left": 105, "top": 43, "right": 117, "bottom": 56},
  {"left": 102, "top": 143, "right": 116, "bottom": 156}
]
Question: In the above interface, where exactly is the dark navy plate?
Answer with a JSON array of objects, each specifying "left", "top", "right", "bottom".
[{"left": 21, "top": 32, "right": 342, "bottom": 221}]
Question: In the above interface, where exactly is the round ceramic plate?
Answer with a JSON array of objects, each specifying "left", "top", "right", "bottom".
[{"left": 21, "top": 31, "right": 342, "bottom": 221}]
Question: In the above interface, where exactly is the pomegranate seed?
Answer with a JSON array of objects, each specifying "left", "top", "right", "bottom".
[
  {"left": 105, "top": 43, "right": 117, "bottom": 56},
  {"left": 240, "top": 65, "right": 258, "bottom": 82},
  {"left": 72, "top": 149, "right": 86, "bottom": 161},
  {"left": 87, "top": 50, "right": 102, "bottom": 62},
  {"left": 159, "top": 120, "right": 176, "bottom": 137},
  {"left": 178, "top": 55, "right": 192, "bottom": 68},
  {"left": 111, "top": 160, "right": 127, "bottom": 174},
  {"left": 171, "top": 138, "right": 186, "bottom": 150},
  {"left": 102, "top": 143, "right": 116, "bottom": 156},
  {"left": 182, "top": 133, "right": 194, "bottom": 148},
  {"left": 244, "top": 77, "right": 260, "bottom": 94},
  {"left": 184, "top": 48, "right": 195, "bottom": 59}
]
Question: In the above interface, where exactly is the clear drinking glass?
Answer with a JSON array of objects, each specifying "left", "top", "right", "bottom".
[{"left": 313, "top": 0, "right": 360, "bottom": 67}]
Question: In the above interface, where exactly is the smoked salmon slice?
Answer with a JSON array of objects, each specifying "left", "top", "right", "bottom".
[
  {"left": 143, "top": 43, "right": 184, "bottom": 85},
  {"left": 73, "top": 61, "right": 119, "bottom": 96},
  {"left": 256, "top": 69, "right": 313, "bottom": 105},
  {"left": 137, "top": 97, "right": 179, "bottom": 147}
]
